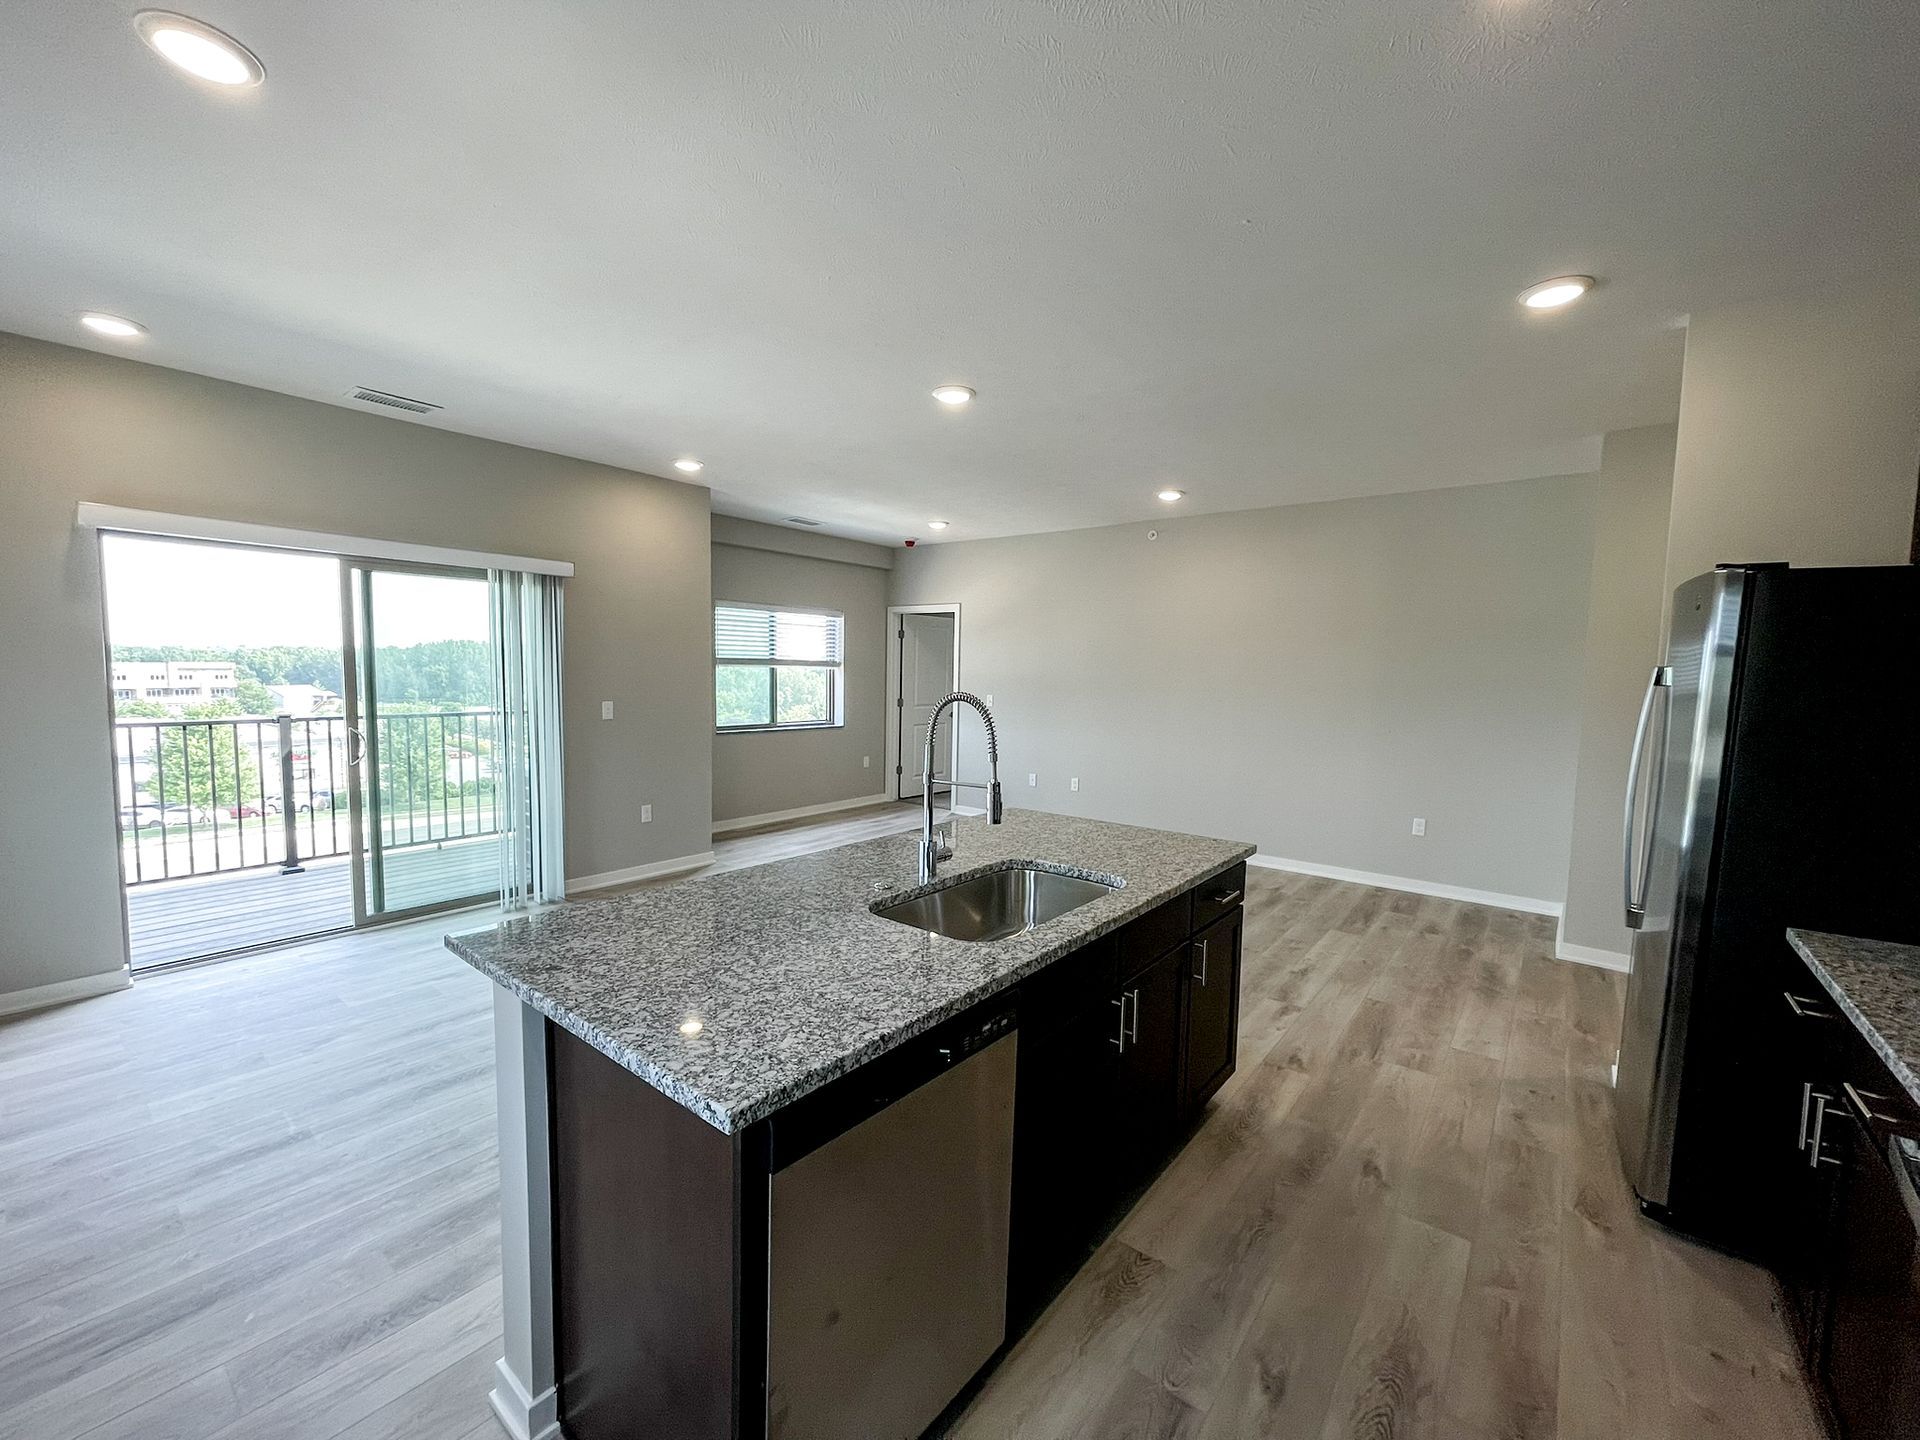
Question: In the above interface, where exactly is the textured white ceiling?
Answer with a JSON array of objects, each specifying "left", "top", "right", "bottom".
[{"left": 1, "top": 2, "right": 1915, "bottom": 543}]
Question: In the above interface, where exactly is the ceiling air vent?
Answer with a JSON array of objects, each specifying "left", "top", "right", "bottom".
[
  {"left": 784, "top": 516, "right": 823, "bottom": 527},
  {"left": 346, "top": 387, "right": 442, "bottom": 415}
]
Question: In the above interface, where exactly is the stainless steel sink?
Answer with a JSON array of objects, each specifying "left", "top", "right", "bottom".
[{"left": 873, "top": 866, "right": 1118, "bottom": 943}]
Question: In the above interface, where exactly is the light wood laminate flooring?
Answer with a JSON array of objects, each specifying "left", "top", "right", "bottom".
[{"left": 1, "top": 805, "right": 1822, "bottom": 1439}]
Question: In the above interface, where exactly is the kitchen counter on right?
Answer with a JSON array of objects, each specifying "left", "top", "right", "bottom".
[{"left": 1787, "top": 927, "right": 1920, "bottom": 1109}]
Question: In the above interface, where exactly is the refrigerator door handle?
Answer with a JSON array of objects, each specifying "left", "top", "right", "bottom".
[{"left": 1622, "top": 665, "right": 1673, "bottom": 929}]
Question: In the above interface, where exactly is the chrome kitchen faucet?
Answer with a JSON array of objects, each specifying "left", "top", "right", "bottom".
[{"left": 919, "top": 692, "right": 1004, "bottom": 882}]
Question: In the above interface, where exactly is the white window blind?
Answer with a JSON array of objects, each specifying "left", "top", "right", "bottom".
[{"left": 714, "top": 606, "right": 843, "bottom": 665}]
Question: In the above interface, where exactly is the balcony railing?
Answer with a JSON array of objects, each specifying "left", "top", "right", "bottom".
[{"left": 114, "top": 710, "right": 503, "bottom": 885}]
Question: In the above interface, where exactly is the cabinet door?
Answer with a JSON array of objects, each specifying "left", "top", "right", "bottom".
[
  {"left": 1115, "top": 944, "right": 1187, "bottom": 1188},
  {"left": 1775, "top": 975, "right": 1844, "bottom": 1358},
  {"left": 1009, "top": 997, "right": 1121, "bottom": 1324},
  {"left": 1183, "top": 908, "right": 1242, "bottom": 1116},
  {"left": 1824, "top": 1126, "right": 1920, "bottom": 1438}
]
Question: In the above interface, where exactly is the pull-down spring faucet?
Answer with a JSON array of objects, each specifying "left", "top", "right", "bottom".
[{"left": 919, "top": 692, "right": 1003, "bottom": 881}]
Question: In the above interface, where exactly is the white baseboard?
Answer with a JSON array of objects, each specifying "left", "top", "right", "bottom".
[
  {"left": 1554, "top": 915, "right": 1632, "bottom": 973},
  {"left": 1247, "top": 853, "right": 1562, "bottom": 918},
  {"left": 712, "top": 792, "right": 893, "bottom": 836},
  {"left": 566, "top": 851, "right": 715, "bottom": 894},
  {"left": 488, "top": 1356, "right": 561, "bottom": 1440},
  {"left": 0, "top": 967, "right": 131, "bottom": 1019}
]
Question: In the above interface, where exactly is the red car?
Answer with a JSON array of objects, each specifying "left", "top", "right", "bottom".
[{"left": 225, "top": 800, "right": 281, "bottom": 818}]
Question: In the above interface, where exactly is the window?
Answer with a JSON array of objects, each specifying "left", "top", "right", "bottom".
[{"left": 714, "top": 604, "right": 844, "bottom": 731}]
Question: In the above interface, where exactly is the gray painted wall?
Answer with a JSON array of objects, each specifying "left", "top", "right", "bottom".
[
  {"left": 1665, "top": 279, "right": 1920, "bottom": 592},
  {"left": 891, "top": 475, "right": 1598, "bottom": 905},
  {"left": 1559, "top": 426, "right": 1676, "bottom": 957},
  {"left": 711, "top": 531, "right": 890, "bottom": 824},
  {"left": 0, "top": 332, "right": 714, "bottom": 999}
]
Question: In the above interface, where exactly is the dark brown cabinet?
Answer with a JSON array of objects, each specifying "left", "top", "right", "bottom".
[
  {"left": 1776, "top": 948, "right": 1920, "bottom": 1439},
  {"left": 1008, "top": 874, "right": 1244, "bottom": 1326},
  {"left": 1825, "top": 1121, "right": 1920, "bottom": 1439},
  {"left": 1114, "top": 942, "right": 1188, "bottom": 1187},
  {"left": 1183, "top": 907, "right": 1242, "bottom": 1113},
  {"left": 1009, "top": 980, "right": 1123, "bottom": 1321}
]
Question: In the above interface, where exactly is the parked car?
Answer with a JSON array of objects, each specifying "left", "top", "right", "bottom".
[
  {"left": 160, "top": 803, "right": 208, "bottom": 825},
  {"left": 226, "top": 800, "right": 282, "bottom": 819},
  {"left": 118, "top": 804, "right": 165, "bottom": 830},
  {"left": 296, "top": 790, "right": 335, "bottom": 813}
]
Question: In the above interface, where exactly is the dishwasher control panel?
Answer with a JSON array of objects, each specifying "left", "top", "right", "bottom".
[{"left": 938, "top": 1007, "right": 1017, "bottom": 1067}]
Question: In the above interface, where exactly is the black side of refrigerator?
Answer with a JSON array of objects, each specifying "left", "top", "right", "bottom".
[{"left": 1664, "top": 564, "right": 1920, "bottom": 1260}]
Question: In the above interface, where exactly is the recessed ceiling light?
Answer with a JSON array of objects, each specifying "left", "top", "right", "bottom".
[
  {"left": 1157, "top": 488, "right": 1185, "bottom": 502},
  {"left": 1519, "top": 275, "right": 1594, "bottom": 310},
  {"left": 679, "top": 1018, "right": 704, "bottom": 1037},
  {"left": 81, "top": 313, "right": 147, "bottom": 339},
  {"left": 135, "top": 12, "right": 264, "bottom": 87},
  {"left": 673, "top": 457, "right": 704, "bottom": 473},
  {"left": 931, "top": 385, "right": 975, "bottom": 407},
  {"left": 927, "top": 519, "right": 950, "bottom": 530}
]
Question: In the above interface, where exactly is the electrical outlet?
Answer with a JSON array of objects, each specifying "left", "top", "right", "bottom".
[
  {"left": 642, "top": 804, "right": 653, "bottom": 823},
  {"left": 1070, "top": 776, "right": 1080, "bottom": 792},
  {"left": 1411, "top": 817, "right": 1426, "bottom": 837},
  {"left": 600, "top": 700, "right": 614, "bottom": 720},
  {"left": 862, "top": 755, "right": 870, "bottom": 769},
  {"left": 1027, "top": 772, "right": 1037, "bottom": 787}
]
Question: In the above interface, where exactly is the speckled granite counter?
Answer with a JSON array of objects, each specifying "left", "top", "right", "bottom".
[
  {"left": 447, "top": 809, "right": 1253, "bottom": 1133},
  {"left": 1788, "top": 928, "right": 1920, "bottom": 1108}
]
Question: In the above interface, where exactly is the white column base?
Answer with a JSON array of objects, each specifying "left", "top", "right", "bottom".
[
  {"left": 489, "top": 1355, "right": 562, "bottom": 1440},
  {"left": 492, "top": 987, "right": 560, "bottom": 1439}
]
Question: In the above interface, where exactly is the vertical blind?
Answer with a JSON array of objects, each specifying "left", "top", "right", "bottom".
[{"left": 714, "top": 605, "right": 844, "bottom": 664}]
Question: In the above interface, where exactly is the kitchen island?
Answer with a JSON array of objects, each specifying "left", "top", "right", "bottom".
[{"left": 448, "top": 808, "right": 1252, "bottom": 1440}]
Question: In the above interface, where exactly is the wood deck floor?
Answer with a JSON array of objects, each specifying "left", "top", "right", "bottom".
[
  {"left": 124, "top": 840, "right": 500, "bottom": 970},
  {"left": 3, "top": 804, "right": 1823, "bottom": 1440}
]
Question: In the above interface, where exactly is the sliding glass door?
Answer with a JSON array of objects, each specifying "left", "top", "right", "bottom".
[{"left": 342, "top": 561, "right": 501, "bottom": 922}]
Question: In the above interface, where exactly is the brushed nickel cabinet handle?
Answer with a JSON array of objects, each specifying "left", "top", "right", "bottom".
[
  {"left": 1843, "top": 1081, "right": 1901, "bottom": 1129},
  {"left": 1784, "top": 992, "right": 1831, "bottom": 1021},
  {"left": 1110, "top": 996, "right": 1127, "bottom": 1054},
  {"left": 1209, "top": 889, "right": 1242, "bottom": 907},
  {"left": 1193, "top": 938, "right": 1209, "bottom": 985},
  {"left": 1126, "top": 989, "right": 1140, "bottom": 1045}
]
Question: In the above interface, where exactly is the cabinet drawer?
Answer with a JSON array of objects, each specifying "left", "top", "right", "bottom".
[
  {"left": 1191, "top": 863, "right": 1247, "bottom": 932},
  {"left": 1117, "top": 891, "right": 1191, "bottom": 981}
]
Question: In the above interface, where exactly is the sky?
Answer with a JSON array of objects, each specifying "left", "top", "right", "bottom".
[{"left": 102, "top": 535, "right": 490, "bottom": 650}]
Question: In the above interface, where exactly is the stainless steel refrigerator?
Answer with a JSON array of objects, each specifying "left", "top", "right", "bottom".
[{"left": 1614, "top": 562, "right": 1919, "bottom": 1257}]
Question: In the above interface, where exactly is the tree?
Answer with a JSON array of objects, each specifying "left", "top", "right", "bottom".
[
  {"left": 234, "top": 676, "right": 280, "bottom": 715},
  {"left": 147, "top": 702, "right": 261, "bottom": 812}
]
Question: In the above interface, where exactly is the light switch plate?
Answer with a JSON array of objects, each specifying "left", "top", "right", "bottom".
[
  {"left": 641, "top": 804, "right": 653, "bottom": 822},
  {"left": 600, "top": 701, "right": 614, "bottom": 720}
]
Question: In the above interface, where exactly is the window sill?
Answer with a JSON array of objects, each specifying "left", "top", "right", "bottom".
[{"left": 715, "top": 722, "right": 844, "bottom": 735}]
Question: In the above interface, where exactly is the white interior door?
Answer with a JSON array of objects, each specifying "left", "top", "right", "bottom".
[{"left": 897, "top": 613, "right": 955, "bottom": 800}]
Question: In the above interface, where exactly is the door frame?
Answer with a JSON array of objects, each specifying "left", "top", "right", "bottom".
[
  {"left": 884, "top": 604, "right": 961, "bottom": 803},
  {"left": 339, "top": 554, "right": 499, "bottom": 928}
]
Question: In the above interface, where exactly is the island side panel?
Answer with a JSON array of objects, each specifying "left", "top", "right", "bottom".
[
  {"left": 491, "top": 988, "right": 559, "bottom": 1440},
  {"left": 549, "top": 1022, "right": 742, "bottom": 1440}
]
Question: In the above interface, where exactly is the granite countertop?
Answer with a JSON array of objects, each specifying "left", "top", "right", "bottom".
[
  {"left": 1787, "top": 928, "right": 1920, "bottom": 1107},
  {"left": 446, "top": 809, "right": 1254, "bottom": 1133}
]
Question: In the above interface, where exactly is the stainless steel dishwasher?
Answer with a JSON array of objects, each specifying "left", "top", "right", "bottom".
[{"left": 765, "top": 1006, "right": 1018, "bottom": 1440}]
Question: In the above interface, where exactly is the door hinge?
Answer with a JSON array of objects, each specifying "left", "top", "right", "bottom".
[
  {"left": 895, "top": 764, "right": 902, "bottom": 775},
  {"left": 896, "top": 697, "right": 904, "bottom": 708},
  {"left": 898, "top": 627, "right": 906, "bottom": 639}
]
